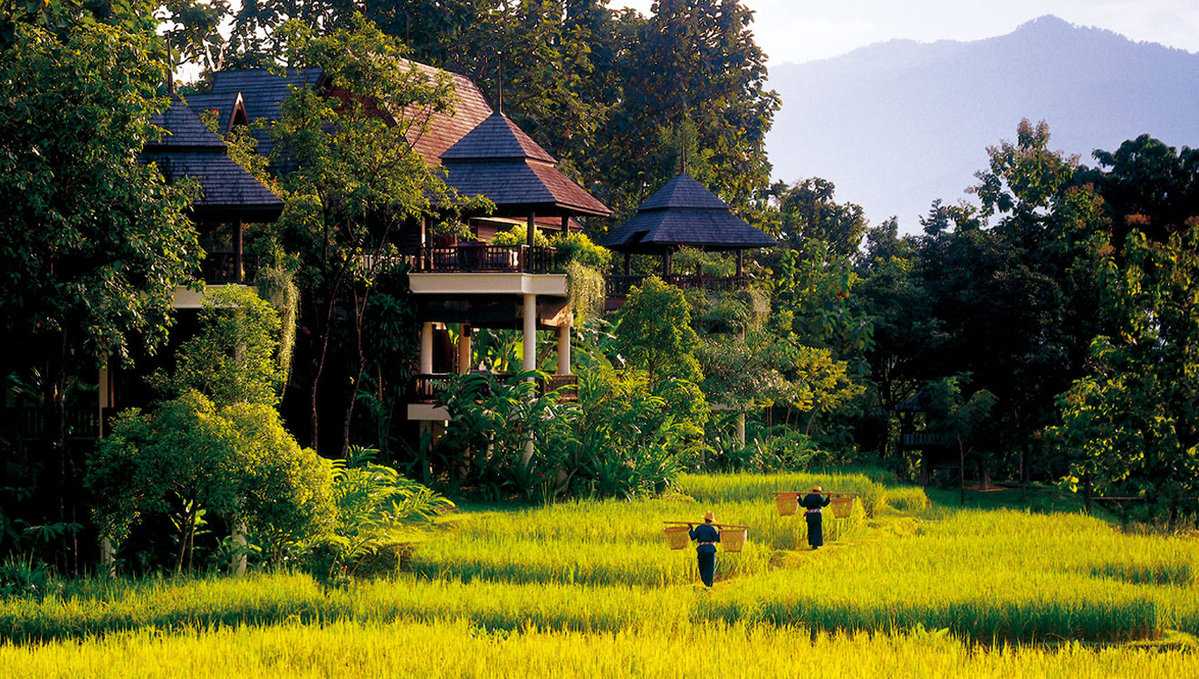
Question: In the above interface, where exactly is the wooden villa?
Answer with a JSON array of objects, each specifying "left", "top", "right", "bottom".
[{"left": 191, "top": 62, "right": 611, "bottom": 426}]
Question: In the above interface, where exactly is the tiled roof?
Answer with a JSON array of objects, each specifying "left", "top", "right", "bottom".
[
  {"left": 603, "top": 173, "right": 775, "bottom": 250},
  {"left": 146, "top": 99, "right": 226, "bottom": 151},
  {"left": 444, "top": 160, "right": 609, "bottom": 216},
  {"left": 404, "top": 64, "right": 494, "bottom": 165},
  {"left": 207, "top": 68, "right": 325, "bottom": 160},
  {"left": 140, "top": 98, "right": 283, "bottom": 221},
  {"left": 181, "top": 92, "right": 239, "bottom": 134},
  {"left": 638, "top": 174, "right": 731, "bottom": 211},
  {"left": 441, "top": 112, "right": 609, "bottom": 217},
  {"left": 441, "top": 112, "right": 556, "bottom": 163},
  {"left": 203, "top": 64, "right": 494, "bottom": 167},
  {"left": 193, "top": 63, "right": 608, "bottom": 218}
]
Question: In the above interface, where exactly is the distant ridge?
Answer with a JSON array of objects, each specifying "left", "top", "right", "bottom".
[{"left": 766, "top": 15, "right": 1199, "bottom": 232}]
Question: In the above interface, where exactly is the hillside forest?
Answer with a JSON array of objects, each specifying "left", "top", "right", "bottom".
[{"left": 0, "top": 0, "right": 1197, "bottom": 577}]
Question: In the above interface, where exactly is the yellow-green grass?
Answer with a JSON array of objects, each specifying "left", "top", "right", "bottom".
[
  {"left": 1, "top": 472, "right": 1196, "bottom": 666},
  {"left": 2, "top": 618, "right": 1196, "bottom": 679},
  {"left": 699, "top": 509, "right": 1199, "bottom": 642}
]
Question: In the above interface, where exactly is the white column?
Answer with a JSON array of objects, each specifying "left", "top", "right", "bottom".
[
  {"left": 457, "top": 324, "right": 472, "bottom": 374},
  {"left": 522, "top": 294, "right": 537, "bottom": 468},
  {"left": 420, "top": 322, "right": 434, "bottom": 374},
  {"left": 522, "top": 294, "right": 537, "bottom": 372},
  {"left": 556, "top": 324, "right": 571, "bottom": 375}
]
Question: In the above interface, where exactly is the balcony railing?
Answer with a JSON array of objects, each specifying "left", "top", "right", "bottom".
[
  {"left": 412, "top": 372, "right": 579, "bottom": 403},
  {"left": 0, "top": 406, "right": 109, "bottom": 440},
  {"left": 412, "top": 245, "right": 559, "bottom": 274},
  {"left": 605, "top": 274, "right": 749, "bottom": 298},
  {"left": 200, "top": 251, "right": 260, "bottom": 284}
]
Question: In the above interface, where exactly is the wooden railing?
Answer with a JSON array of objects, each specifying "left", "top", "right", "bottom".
[
  {"left": 412, "top": 245, "right": 559, "bottom": 274},
  {"left": 902, "top": 432, "right": 950, "bottom": 448},
  {"left": 200, "top": 251, "right": 260, "bottom": 284},
  {"left": 0, "top": 406, "right": 109, "bottom": 440},
  {"left": 412, "top": 373, "right": 579, "bottom": 403},
  {"left": 605, "top": 274, "right": 749, "bottom": 297}
]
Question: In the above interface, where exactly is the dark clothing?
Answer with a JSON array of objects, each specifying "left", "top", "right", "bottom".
[
  {"left": 690, "top": 523, "right": 720, "bottom": 586},
  {"left": 801, "top": 493, "right": 832, "bottom": 548}
]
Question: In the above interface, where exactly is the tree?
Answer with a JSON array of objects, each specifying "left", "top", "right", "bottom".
[
  {"left": 268, "top": 16, "right": 473, "bottom": 453},
  {"left": 1083, "top": 134, "right": 1199, "bottom": 249},
  {"left": 601, "top": 0, "right": 777, "bottom": 217},
  {"left": 917, "top": 120, "right": 1108, "bottom": 483},
  {"left": 0, "top": 20, "right": 200, "bottom": 559},
  {"left": 614, "top": 276, "right": 702, "bottom": 385},
  {"left": 165, "top": 286, "right": 285, "bottom": 407},
  {"left": 1050, "top": 224, "right": 1199, "bottom": 523},
  {"left": 772, "top": 177, "right": 869, "bottom": 259},
  {"left": 923, "top": 377, "right": 997, "bottom": 506},
  {"left": 89, "top": 392, "right": 335, "bottom": 572}
]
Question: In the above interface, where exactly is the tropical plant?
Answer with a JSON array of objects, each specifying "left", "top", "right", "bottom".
[{"left": 308, "top": 447, "right": 453, "bottom": 585}]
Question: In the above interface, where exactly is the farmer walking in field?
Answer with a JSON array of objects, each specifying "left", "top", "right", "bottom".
[
  {"left": 801, "top": 486, "right": 832, "bottom": 550},
  {"left": 689, "top": 511, "right": 721, "bottom": 587}
]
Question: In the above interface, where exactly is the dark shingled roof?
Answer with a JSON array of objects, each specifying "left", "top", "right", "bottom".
[
  {"left": 182, "top": 92, "right": 242, "bottom": 134},
  {"left": 146, "top": 99, "right": 226, "bottom": 151},
  {"left": 441, "top": 112, "right": 556, "bottom": 163},
  {"left": 142, "top": 98, "right": 283, "bottom": 221},
  {"left": 205, "top": 68, "right": 325, "bottom": 160},
  {"left": 603, "top": 174, "right": 776, "bottom": 251},
  {"left": 441, "top": 112, "right": 609, "bottom": 217}
]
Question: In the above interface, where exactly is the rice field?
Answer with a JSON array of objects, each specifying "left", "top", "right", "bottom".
[{"left": 2, "top": 472, "right": 1197, "bottom": 677}]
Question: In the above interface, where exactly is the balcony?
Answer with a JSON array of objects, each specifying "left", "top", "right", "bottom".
[
  {"left": 200, "top": 251, "right": 259, "bottom": 284},
  {"left": 412, "top": 372, "right": 579, "bottom": 404},
  {"left": 413, "top": 245, "right": 559, "bottom": 274}
]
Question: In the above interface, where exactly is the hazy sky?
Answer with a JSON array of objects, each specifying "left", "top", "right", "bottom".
[{"left": 613, "top": 0, "right": 1199, "bottom": 65}]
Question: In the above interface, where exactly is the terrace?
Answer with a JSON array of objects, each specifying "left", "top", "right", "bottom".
[
  {"left": 412, "top": 372, "right": 579, "bottom": 403},
  {"left": 412, "top": 244, "right": 559, "bottom": 274}
]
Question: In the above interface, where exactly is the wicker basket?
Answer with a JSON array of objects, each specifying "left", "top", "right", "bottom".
[
  {"left": 664, "top": 525, "right": 690, "bottom": 550},
  {"left": 830, "top": 496, "right": 855, "bottom": 519},
  {"left": 774, "top": 492, "right": 798, "bottom": 516},
  {"left": 720, "top": 528, "right": 748, "bottom": 552}
]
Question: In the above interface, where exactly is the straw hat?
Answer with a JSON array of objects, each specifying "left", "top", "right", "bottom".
[
  {"left": 811, "top": 485, "right": 823, "bottom": 493},
  {"left": 703, "top": 511, "right": 715, "bottom": 522}
]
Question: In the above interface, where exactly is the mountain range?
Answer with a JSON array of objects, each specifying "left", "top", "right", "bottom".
[{"left": 764, "top": 15, "right": 1199, "bottom": 233}]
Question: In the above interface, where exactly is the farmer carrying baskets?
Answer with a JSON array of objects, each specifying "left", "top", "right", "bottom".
[
  {"left": 801, "top": 486, "right": 832, "bottom": 549},
  {"left": 689, "top": 511, "right": 721, "bottom": 587}
]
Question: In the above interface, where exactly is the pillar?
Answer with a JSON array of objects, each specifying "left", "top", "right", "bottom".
[
  {"left": 420, "top": 322, "right": 434, "bottom": 374},
  {"left": 522, "top": 294, "right": 537, "bottom": 467},
  {"left": 522, "top": 295, "right": 537, "bottom": 372},
  {"left": 736, "top": 412, "right": 746, "bottom": 447},
  {"left": 556, "top": 324, "right": 571, "bottom": 376},
  {"left": 457, "top": 324, "right": 473, "bottom": 374},
  {"left": 233, "top": 219, "right": 244, "bottom": 283}
]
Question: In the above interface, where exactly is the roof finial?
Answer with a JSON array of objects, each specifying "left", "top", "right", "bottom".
[
  {"left": 497, "top": 50, "right": 504, "bottom": 115},
  {"left": 681, "top": 139, "right": 687, "bottom": 176},
  {"left": 166, "top": 39, "right": 175, "bottom": 95}
]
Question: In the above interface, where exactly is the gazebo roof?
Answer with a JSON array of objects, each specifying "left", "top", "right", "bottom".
[
  {"left": 603, "top": 173, "right": 776, "bottom": 251},
  {"left": 142, "top": 98, "right": 283, "bottom": 222},
  {"left": 441, "top": 112, "right": 610, "bottom": 217}
]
